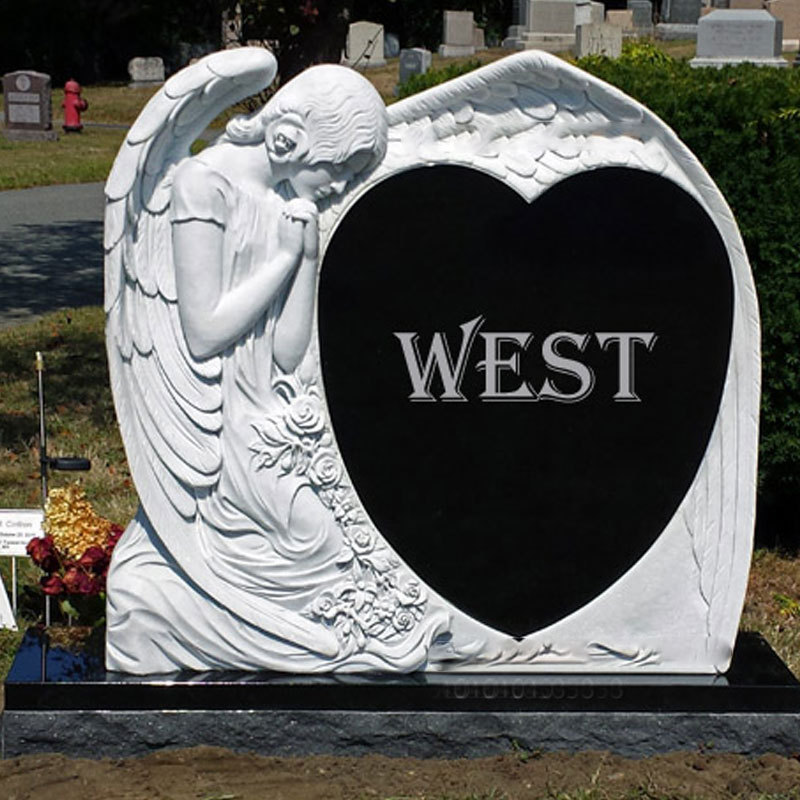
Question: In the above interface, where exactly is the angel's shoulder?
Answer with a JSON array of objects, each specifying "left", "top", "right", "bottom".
[{"left": 172, "top": 155, "right": 233, "bottom": 226}]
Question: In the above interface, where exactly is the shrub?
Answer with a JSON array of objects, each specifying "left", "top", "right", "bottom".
[
  {"left": 576, "top": 54, "right": 800, "bottom": 536},
  {"left": 397, "top": 59, "right": 482, "bottom": 98}
]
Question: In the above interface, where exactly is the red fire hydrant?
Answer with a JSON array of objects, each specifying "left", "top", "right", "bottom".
[{"left": 62, "top": 79, "right": 88, "bottom": 132}]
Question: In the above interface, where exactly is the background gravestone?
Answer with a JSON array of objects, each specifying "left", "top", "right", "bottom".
[
  {"left": 661, "top": 0, "right": 702, "bottom": 23},
  {"left": 767, "top": 0, "right": 800, "bottom": 42},
  {"left": 127, "top": 57, "right": 165, "bottom": 87},
  {"left": 627, "top": 0, "right": 654, "bottom": 33},
  {"left": 384, "top": 32, "right": 401, "bottom": 59},
  {"left": 399, "top": 48, "right": 433, "bottom": 84},
  {"left": 576, "top": 21, "right": 623, "bottom": 54},
  {"left": 576, "top": 0, "right": 606, "bottom": 26},
  {"left": 439, "top": 10, "right": 477, "bottom": 56},
  {"left": 2, "top": 71, "right": 57, "bottom": 141},
  {"left": 606, "top": 9, "right": 635, "bottom": 30},
  {"left": 691, "top": 9, "right": 788, "bottom": 65},
  {"left": 344, "top": 21, "right": 387, "bottom": 67}
]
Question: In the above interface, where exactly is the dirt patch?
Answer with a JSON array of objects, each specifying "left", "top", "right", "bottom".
[{"left": 2, "top": 748, "right": 800, "bottom": 799}]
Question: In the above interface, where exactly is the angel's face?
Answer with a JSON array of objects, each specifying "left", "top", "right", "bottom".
[{"left": 288, "top": 151, "right": 372, "bottom": 202}]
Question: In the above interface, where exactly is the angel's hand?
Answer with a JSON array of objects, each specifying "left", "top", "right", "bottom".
[
  {"left": 285, "top": 198, "right": 319, "bottom": 261},
  {"left": 277, "top": 204, "right": 309, "bottom": 263}
]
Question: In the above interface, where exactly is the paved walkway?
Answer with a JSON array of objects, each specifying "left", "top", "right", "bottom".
[{"left": 0, "top": 182, "right": 105, "bottom": 329}]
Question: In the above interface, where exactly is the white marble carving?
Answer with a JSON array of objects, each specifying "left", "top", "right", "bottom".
[{"left": 105, "top": 47, "right": 758, "bottom": 675}]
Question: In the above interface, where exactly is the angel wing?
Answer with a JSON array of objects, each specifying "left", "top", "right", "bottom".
[
  {"left": 105, "top": 48, "right": 338, "bottom": 657},
  {"left": 320, "top": 51, "right": 759, "bottom": 668}
]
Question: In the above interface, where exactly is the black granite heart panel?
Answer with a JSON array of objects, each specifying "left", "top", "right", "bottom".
[{"left": 319, "top": 165, "right": 733, "bottom": 637}]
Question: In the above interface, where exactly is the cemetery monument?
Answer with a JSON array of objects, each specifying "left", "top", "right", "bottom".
[
  {"left": 2, "top": 70, "right": 58, "bottom": 141},
  {"left": 691, "top": 9, "right": 788, "bottom": 66},
  {"left": 102, "top": 47, "right": 759, "bottom": 677}
]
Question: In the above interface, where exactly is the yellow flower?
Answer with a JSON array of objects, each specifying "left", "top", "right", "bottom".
[{"left": 43, "top": 483, "right": 111, "bottom": 560}]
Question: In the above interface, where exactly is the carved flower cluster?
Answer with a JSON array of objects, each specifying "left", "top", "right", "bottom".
[{"left": 250, "top": 374, "right": 427, "bottom": 650}]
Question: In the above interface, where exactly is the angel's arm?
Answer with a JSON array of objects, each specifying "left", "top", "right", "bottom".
[
  {"left": 173, "top": 220, "right": 302, "bottom": 360},
  {"left": 171, "top": 161, "right": 305, "bottom": 360},
  {"left": 273, "top": 200, "right": 319, "bottom": 372}
]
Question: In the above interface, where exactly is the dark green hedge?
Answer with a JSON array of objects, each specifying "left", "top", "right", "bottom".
[{"left": 578, "top": 45, "right": 800, "bottom": 533}]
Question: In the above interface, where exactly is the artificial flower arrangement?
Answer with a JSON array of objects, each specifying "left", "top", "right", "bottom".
[{"left": 26, "top": 483, "right": 123, "bottom": 625}]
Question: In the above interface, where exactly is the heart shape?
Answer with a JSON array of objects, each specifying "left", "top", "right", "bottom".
[{"left": 319, "top": 165, "right": 733, "bottom": 637}]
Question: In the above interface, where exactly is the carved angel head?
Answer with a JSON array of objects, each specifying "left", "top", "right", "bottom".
[{"left": 225, "top": 64, "right": 388, "bottom": 192}]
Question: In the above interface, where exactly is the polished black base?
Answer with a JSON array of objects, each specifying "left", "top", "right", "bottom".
[{"left": 3, "top": 630, "right": 800, "bottom": 758}]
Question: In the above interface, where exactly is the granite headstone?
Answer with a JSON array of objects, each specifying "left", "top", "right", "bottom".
[
  {"left": 399, "top": 47, "right": 433, "bottom": 84},
  {"left": 661, "top": 0, "right": 703, "bottom": 23},
  {"left": 440, "top": 10, "right": 477, "bottom": 56},
  {"left": 766, "top": 0, "right": 800, "bottom": 42},
  {"left": 100, "top": 48, "right": 759, "bottom": 677},
  {"left": 691, "top": 9, "right": 788, "bottom": 65},
  {"left": 2, "top": 70, "right": 57, "bottom": 141}
]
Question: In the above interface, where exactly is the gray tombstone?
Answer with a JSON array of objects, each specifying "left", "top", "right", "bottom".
[
  {"left": 128, "top": 57, "right": 166, "bottom": 87},
  {"left": 439, "top": 10, "right": 477, "bottom": 56},
  {"left": 661, "top": 0, "right": 703, "bottom": 23},
  {"left": 627, "top": 0, "right": 654, "bottom": 31},
  {"left": 384, "top": 32, "right": 401, "bottom": 59},
  {"left": 575, "top": 21, "right": 623, "bottom": 55},
  {"left": 399, "top": 47, "right": 433, "bottom": 84},
  {"left": 691, "top": 9, "right": 788, "bottom": 65},
  {"left": 2, "top": 71, "right": 57, "bottom": 141},
  {"left": 344, "top": 21, "right": 387, "bottom": 68}
]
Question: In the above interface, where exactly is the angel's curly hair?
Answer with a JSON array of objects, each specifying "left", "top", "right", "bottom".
[{"left": 224, "top": 64, "right": 388, "bottom": 171}]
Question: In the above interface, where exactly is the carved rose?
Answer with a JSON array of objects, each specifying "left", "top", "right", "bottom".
[
  {"left": 285, "top": 394, "right": 325, "bottom": 438},
  {"left": 392, "top": 608, "right": 416, "bottom": 633},
  {"left": 349, "top": 526, "right": 375, "bottom": 555},
  {"left": 398, "top": 578, "right": 424, "bottom": 606},
  {"left": 311, "top": 590, "right": 338, "bottom": 621},
  {"left": 307, "top": 449, "right": 343, "bottom": 489}
]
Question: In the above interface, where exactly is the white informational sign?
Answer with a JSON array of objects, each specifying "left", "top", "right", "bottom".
[{"left": 0, "top": 508, "right": 44, "bottom": 556}]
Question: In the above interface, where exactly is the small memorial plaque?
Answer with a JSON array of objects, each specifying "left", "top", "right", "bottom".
[{"left": 0, "top": 509, "right": 43, "bottom": 556}]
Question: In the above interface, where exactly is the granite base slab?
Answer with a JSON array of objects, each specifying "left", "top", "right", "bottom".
[{"left": 3, "top": 631, "right": 800, "bottom": 758}]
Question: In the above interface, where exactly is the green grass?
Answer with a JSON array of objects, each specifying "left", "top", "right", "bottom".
[{"left": 0, "top": 306, "right": 137, "bottom": 523}]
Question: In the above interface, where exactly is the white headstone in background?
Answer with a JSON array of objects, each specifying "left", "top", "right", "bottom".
[
  {"left": 576, "top": 21, "right": 623, "bottom": 54},
  {"left": 344, "top": 21, "right": 387, "bottom": 67},
  {"left": 128, "top": 57, "right": 166, "bottom": 86},
  {"left": 576, "top": 0, "right": 606, "bottom": 26},
  {"left": 691, "top": 9, "right": 788, "bottom": 65},
  {"left": 439, "top": 10, "right": 477, "bottom": 56}
]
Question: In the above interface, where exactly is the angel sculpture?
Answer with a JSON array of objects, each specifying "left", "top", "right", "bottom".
[
  {"left": 104, "top": 50, "right": 446, "bottom": 673},
  {"left": 106, "top": 48, "right": 757, "bottom": 675}
]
